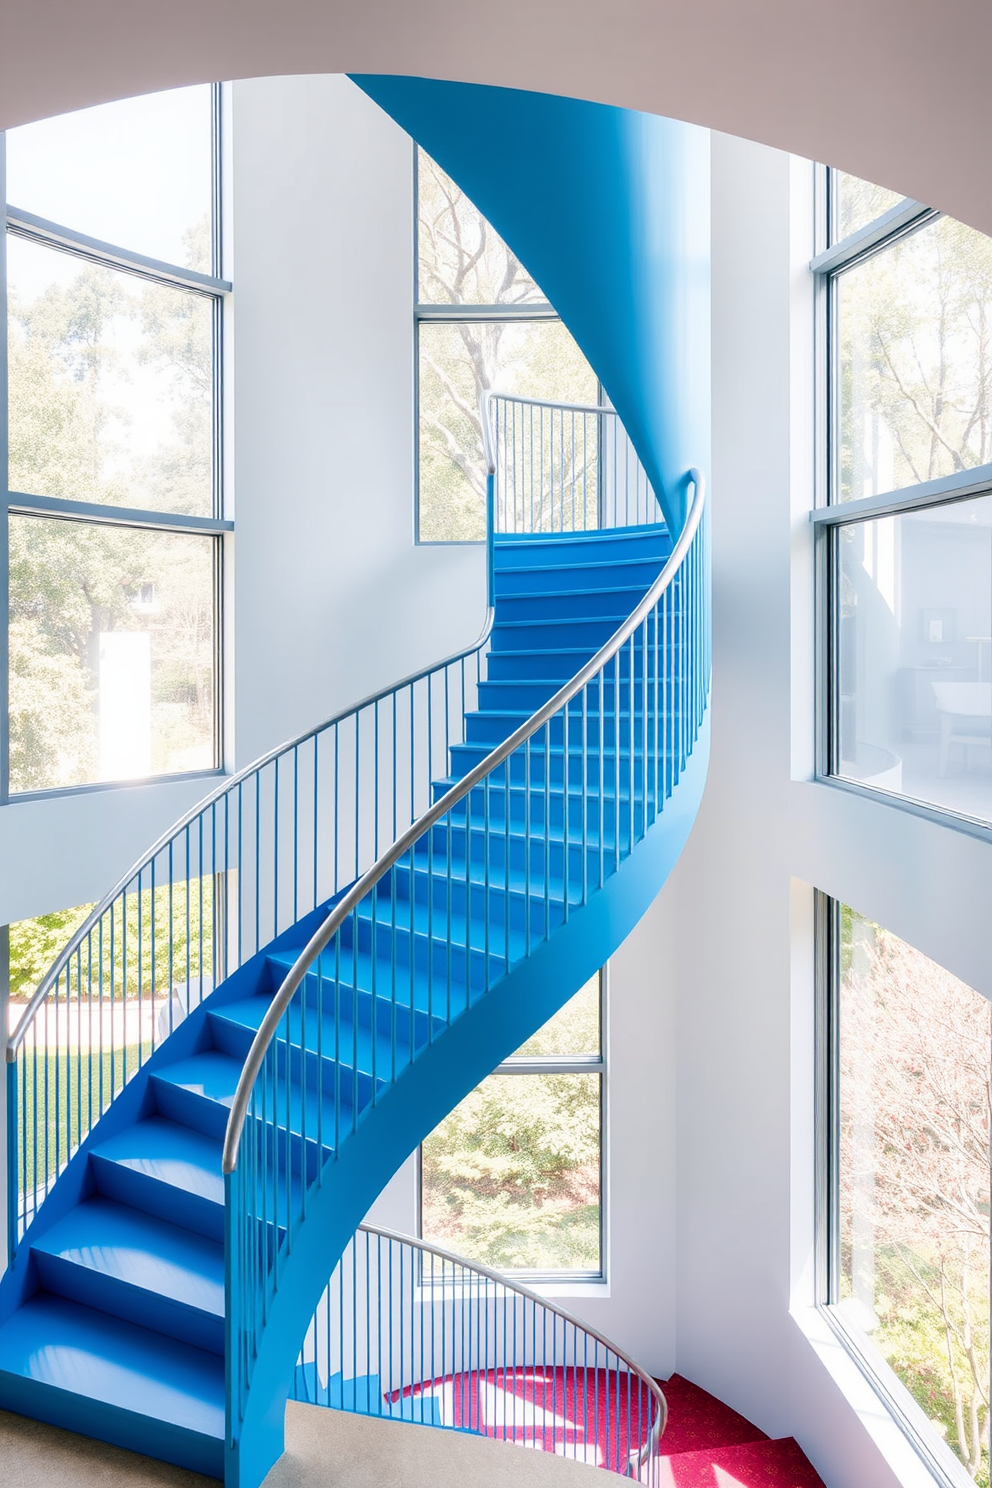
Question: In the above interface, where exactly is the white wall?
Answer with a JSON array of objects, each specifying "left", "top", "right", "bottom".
[
  {"left": 229, "top": 74, "right": 486, "bottom": 765},
  {"left": 661, "top": 130, "right": 992, "bottom": 1488}
]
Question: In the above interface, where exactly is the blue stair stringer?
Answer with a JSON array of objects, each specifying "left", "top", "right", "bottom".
[{"left": 0, "top": 521, "right": 709, "bottom": 1484}]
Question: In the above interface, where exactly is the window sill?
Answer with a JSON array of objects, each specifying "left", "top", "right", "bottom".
[
  {"left": 815, "top": 772, "right": 992, "bottom": 845},
  {"left": 791, "top": 1302, "right": 975, "bottom": 1488},
  {"left": 7, "top": 768, "right": 226, "bottom": 806}
]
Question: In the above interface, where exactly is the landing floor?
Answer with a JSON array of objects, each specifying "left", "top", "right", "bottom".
[{"left": 0, "top": 1401, "right": 605, "bottom": 1488}]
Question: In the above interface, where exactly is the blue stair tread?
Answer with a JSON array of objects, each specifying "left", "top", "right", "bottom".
[
  {"left": 153, "top": 1051, "right": 363, "bottom": 1141},
  {"left": 213, "top": 994, "right": 433, "bottom": 1071},
  {"left": 266, "top": 946, "right": 480, "bottom": 1013},
  {"left": 493, "top": 521, "right": 667, "bottom": 545},
  {"left": 0, "top": 1292, "right": 224, "bottom": 1441},
  {"left": 31, "top": 1196, "right": 223, "bottom": 1321},
  {"left": 494, "top": 553, "right": 667, "bottom": 576},
  {"left": 90, "top": 1115, "right": 223, "bottom": 1209},
  {"left": 151, "top": 1050, "right": 243, "bottom": 1112}
]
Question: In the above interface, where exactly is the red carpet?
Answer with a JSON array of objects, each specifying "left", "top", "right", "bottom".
[{"left": 392, "top": 1366, "right": 825, "bottom": 1484}]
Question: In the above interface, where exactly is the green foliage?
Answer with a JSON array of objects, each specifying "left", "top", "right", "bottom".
[
  {"left": 14, "top": 1045, "right": 140, "bottom": 1194},
  {"left": 9, "top": 878, "right": 214, "bottom": 1004},
  {"left": 6, "top": 232, "right": 216, "bottom": 792},
  {"left": 422, "top": 1070, "right": 601, "bottom": 1271}
]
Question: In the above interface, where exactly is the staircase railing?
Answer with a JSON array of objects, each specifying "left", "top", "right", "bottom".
[
  {"left": 292, "top": 1222, "right": 668, "bottom": 1482},
  {"left": 482, "top": 391, "right": 661, "bottom": 538},
  {"left": 223, "top": 424, "right": 707, "bottom": 1436},
  {"left": 5, "top": 620, "right": 493, "bottom": 1252}
]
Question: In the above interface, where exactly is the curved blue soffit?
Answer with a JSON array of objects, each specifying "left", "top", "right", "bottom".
[{"left": 350, "top": 75, "right": 710, "bottom": 534}]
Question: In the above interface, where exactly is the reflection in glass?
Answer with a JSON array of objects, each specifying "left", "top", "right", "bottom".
[
  {"left": 9, "top": 516, "right": 216, "bottom": 793},
  {"left": 7, "top": 237, "right": 214, "bottom": 515},
  {"left": 417, "top": 149, "right": 543, "bottom": 307},
  {"left": 5, "top": 86, "right": 213, "bottom": 272},
  {"left": 834, "top": 497, "right": 992, "bottom": 822},
  {"left": 837, "top": 906, "right": 990, "bottom": 1479},
  {"left": 837, "top": 217, "right": 992, "bottom": 501},
  {"left": 421, "top": 1071, "right": 601, "bottom": 1273},
  {"left": 832, "top": 171, "right": 904, "bottom": 244},
  {"left": 418, "top": 320, "right": 597, "bottom": 541}
]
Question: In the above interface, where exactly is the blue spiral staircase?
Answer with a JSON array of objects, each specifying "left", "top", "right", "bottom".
[{"left": 0, "top": 80, "right": 710, "bottom": 1488}]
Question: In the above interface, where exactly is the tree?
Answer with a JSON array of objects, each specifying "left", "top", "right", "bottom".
[{"left": 840, "top": 910, "right": 991, "bottom": 1480}]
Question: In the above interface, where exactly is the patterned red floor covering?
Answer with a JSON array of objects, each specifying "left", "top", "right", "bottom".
[{"left": 392, "top": 1367, "right": 825, "bottom": 1484}]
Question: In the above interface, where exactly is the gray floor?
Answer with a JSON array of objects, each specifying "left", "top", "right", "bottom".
[{"left": 0, "top": 1402, "right": 605, "bottom": 1488}]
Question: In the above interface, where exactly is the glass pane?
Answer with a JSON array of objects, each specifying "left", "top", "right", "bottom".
[
  {"left": 418, "top": 320, "right": 597, "bottom": 541},
  {"left": 417, "top": 148, "right": 543, "bottom": 307},
  {"left": 422, "top": 1071, "right": 601, "bottom": 1272},
  {"left": 514, "top": 975, "right": 600, "bottom": 1057},
  {"left": 834, "top": 497, "right": 992, "bottom": 823},
  {"left": 832, "top": 170, "right": 904, "bottom": 244},
  {"left": 9, "top": 515, "right": 216, "bottom": 792},
  {"left": 837, "top": 906, "right": 991, "bottom": 1479},
  {"left": 5, "top": 86, "right": 213, "bottom": 272},
  {"left": 7, "top": 236, "right": 214, "bottom": 515},
  {"left": 837, "top": 216, "right": 992, "bottom": 501}
]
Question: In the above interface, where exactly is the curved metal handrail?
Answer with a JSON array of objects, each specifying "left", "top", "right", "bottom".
[
  {"left": 222, "top": 468, "right": 704, "bottom": 1174},
  {"left": 6, "top": 611, "right": 494, "bottom": 1061},
  {"left": 480, "top": 388, "right": 617, "bottom": 476},
  {"left": 350, "top": 1220, "right": 668, "bottom": 1469}
]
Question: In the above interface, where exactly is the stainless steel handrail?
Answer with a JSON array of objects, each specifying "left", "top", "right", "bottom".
[
  {"left": 480, "top": 388, "right": 616, "bottom": 475},
  {"left": 6, "top": 611, "right": 494, "bottom": 1060},
  {"left": 222, "top": 469, "right": 704, "bottom": 1174},
  {"left": 352, "top": 1220, "right": 669, "bottom": 1466}
]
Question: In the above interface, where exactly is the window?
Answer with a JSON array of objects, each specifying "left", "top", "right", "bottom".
[
  {"left": 817, "top": 897, "right": 991, "bottom": 1483},
  {"left": 3, "top": 85, "right": 230, "bottom": 798},
  {"left": 816, "top": 170, "right": 992, "bottom": 830},
  {"left": 420, "top": 971, "right": 605, "bottom": 1278},
  {"left": 415, "top": 147, "right": 597, "bottom": 542}
]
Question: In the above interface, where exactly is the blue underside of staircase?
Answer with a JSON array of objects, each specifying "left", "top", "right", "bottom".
[{"left": 0, "top": 522, "right": 708, "bottom": 1484}]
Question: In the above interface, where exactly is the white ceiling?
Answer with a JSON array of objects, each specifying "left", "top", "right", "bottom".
[{"left": 2, "top": 0, "right": 992, "bottom": 238}]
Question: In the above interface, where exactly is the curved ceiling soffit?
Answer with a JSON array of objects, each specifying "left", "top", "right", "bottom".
[{"left": 1, "top": 0, "right": 992, "bottom": 238}]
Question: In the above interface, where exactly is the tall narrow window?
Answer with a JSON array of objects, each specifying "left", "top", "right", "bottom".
[
  {"left": 816, "top": 170, "right": 992, "bottom": 829},
  {"left": 4, "top": 85, "right": 230, "bottom": 797},
  {"left": 420, "top": 972, "right": 605, "bottom": 1277},
  {"left": 819, "top": 897, "right": 991, "bottom": 1482},
  {"left": 415, "top": 148, "right": 597, "bottom": 542}
]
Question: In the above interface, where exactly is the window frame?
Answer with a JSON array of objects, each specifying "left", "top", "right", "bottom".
[
  {"left": 417, "top": 966, "right": 609, "bottom": 1285},
  {"left": 0, "top": 84, "right": 232, "bottom": 804},
  {"left": 813, "top": 891, "right": 987, "bottom": 1488},
  {"left": 812, "top": 167, "right": 992, "bottom": 840},
  {"left": 413, "top": 142, "right": 581, "bottom": 547}
]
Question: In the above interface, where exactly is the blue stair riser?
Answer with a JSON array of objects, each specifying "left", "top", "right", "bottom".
[
  {"left": 486, "top": 642, "right": 683, "bottom": 682},
  {"left": 263, "top": 959, "right": 440, "bottom": 1048},
  {"left": 421, "top": 821, "right": 608, "bottom": 883},
  {"left": 89, "top": 1150, "right": 225, "bottom": 1245},
  {"left": 208, "top": 1010, "right": 390, "bottom": 1102},
  {"left": 393, "top": 860, "right": 576, "bottom": 931},
  {"left": 32, "top": 1242, "right": 225, "bottom": 1357},
  {"left": 465, "top": 710, "right": 653, "bottom": 749},
  {"left": 493, "top": 586, "right": 658, "bottom": 621},
  {"left": 492, "top": 529, "right": 671, "bottom": 567},
  {"left": 493, "top": 556, "right": 669, "bottom": 596},
  {"left": 336, "top": 911, "right": 511, "bottom": 986},
  {"left": 447, "top": 743, "right": 654, "bottom": 790},
  {"left": 440, "top": 786, "right": 651, "bottom": 842},
  {"left": 490, "top": 617, "right": 668, "bottom": 651},
  {"left": 475, "top": 675, "right": 674, "bottom": 714}
]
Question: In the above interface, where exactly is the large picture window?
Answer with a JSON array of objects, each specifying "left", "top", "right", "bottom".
[
  {"left": 816, "top": 170, "right": 992, "bottom": 830},
  {"left": 415, "top": 148, "right": 597, "bottom": 542},
  {"left": 420, "top": 971, "right": 605, "bottom": 1278},
  {"left": 3, "top": 84, "right": 230, "bottom": 798},
  {"left": 818, "top": 897, "right": 991, "bottom": 1483}
]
